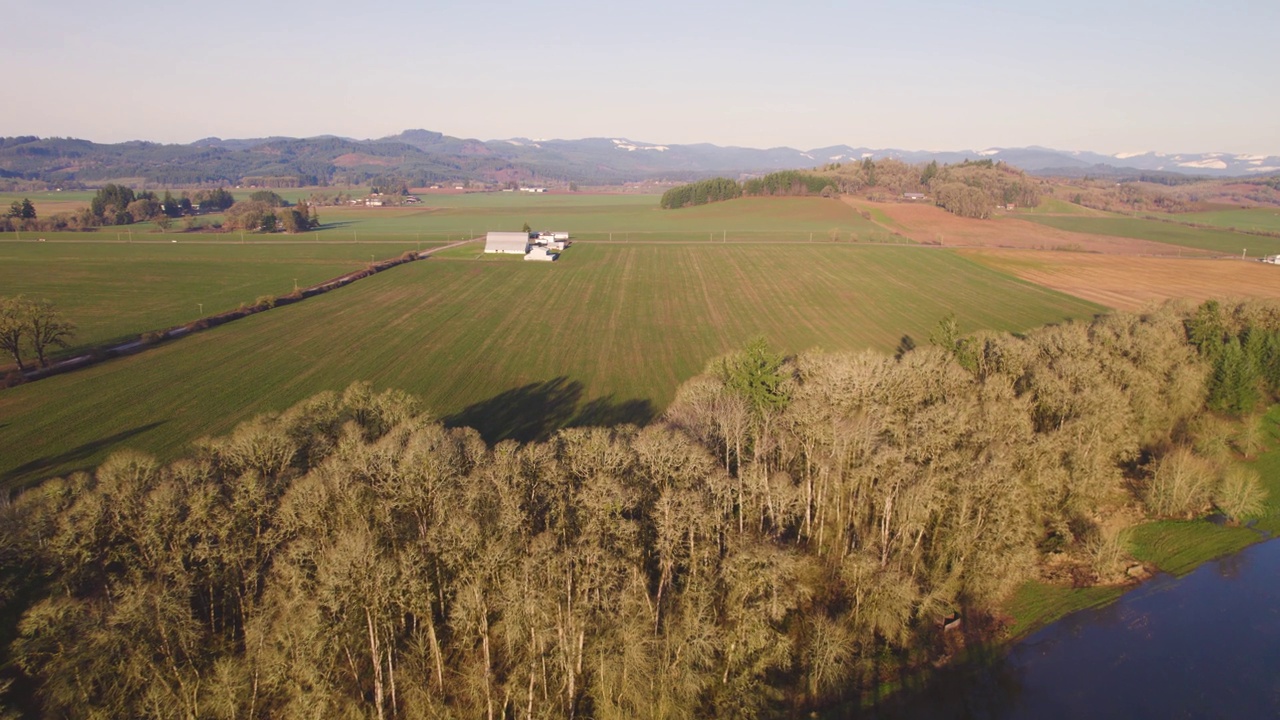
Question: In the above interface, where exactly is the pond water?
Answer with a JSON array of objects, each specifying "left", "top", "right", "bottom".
[{"left": 860, "top": 538, "right": 1280, "bottom": 719}]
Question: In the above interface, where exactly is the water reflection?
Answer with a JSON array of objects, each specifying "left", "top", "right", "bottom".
[{"left": 851, "top": 539, "right": 1280, "bottom": 719}]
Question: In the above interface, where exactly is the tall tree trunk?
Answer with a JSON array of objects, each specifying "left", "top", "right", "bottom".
[
  {"left": 477, "top": 589, "right": 494, "bottom": 720},
  {"left": 367, "top": 607, "right": 385, "bottom": 720},
  {"left": 425, "top": 609, "right": 445, "bottom": 692}
]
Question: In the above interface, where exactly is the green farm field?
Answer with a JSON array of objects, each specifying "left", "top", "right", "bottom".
[
  {"left": 0, "top": 241, "right": 438, "bottom": 349},
  {"left": 315, "top": 194, "right": 891, "bottom": 240},
  {"left": 1018, "top": 215, "right": 1280, "bottom": 256},
  {"left": 1154, "top": 208, "right": 1280, "bottom": 234},
  {"left": 4, "top": 194, "right": 894, "bottom": 243},
  {"left": 0, "top": 243, "right": 1103, "bottom": 486},
  {"left": 1013, "top": 197, "right": 1112, "bottom": 216}
]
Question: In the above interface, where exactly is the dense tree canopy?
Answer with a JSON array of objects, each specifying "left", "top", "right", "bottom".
[
  {"left": 741, "top": 171, "right": 836, "bottom": 197},
  {"left": 192, "top": 187, "right": 235, "bottom": 212},
  {"left": 816, "top": 157, "right": 1043, "bottom": 218},
  {"left": 0, "top": 300, "right": 1275, "bottom": 717},
  {"left": 927, "top": 160, "right": 1041, "bottom": 218},
  {"left": 88, "top": 183, "right": 137, "bottom": 225},
  {"left": 248, "top": 190, "right": 288, "bottom": 207},
  {"left": 5, "top": 198, "right": 35, "bottom": 220},
  {"left": 660, "top": 177, "right": 742, "bottom": 209},
  {"left": 660, "top": 172, "right": 837, "bottom": 210}
]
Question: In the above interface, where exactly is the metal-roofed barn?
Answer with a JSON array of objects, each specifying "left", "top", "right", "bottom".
[{"left": 485, "top": 231, "right": 531, "bottom": 254}]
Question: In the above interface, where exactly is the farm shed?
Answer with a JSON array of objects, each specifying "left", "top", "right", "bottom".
[
  {"left": 525, "top": 246, "right": 557, "bottom": 262},
  {"left": 485, "top": 231, "right": 531, "bottom": 254}
]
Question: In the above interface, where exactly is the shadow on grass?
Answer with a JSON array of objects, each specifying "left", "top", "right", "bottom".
[
  {"left": 314, "top": 221, "right": 357, "bottom": 231},
  {"left": 54, "top": 332, "right": 143, "bottom": 360},
  {"left": 894, "top": 334, "right": 917, "bottom": 360},
  {"left": 2, "top": 421, "right": 167, "bottom": 488},
  {"left": 443, "top": 377, "right": 654, "bottom": 444}
]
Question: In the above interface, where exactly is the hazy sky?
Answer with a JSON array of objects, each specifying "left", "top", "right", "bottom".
[{"left": 5, "top": 0, "right": 1277, "bottom": 155}]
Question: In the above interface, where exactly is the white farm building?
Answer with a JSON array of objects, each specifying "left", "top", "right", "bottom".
[
  {"left": 525, "top": 246, "right": 557, "bottom": 262},
  {"left": 485, "top": 231, "right": 531, "bottom": 254}
]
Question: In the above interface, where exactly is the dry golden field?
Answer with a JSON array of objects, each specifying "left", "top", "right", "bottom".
[
  {"left": 847, "top": 198, "right": 1208, "bottom": 256},
  {"left": 961, "top": 249, "right": 1280, "bottom": 310}
]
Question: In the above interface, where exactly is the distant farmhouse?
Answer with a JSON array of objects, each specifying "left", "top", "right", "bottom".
[{"left": 483, "top": 230, "right": 569, "bottom": 261}]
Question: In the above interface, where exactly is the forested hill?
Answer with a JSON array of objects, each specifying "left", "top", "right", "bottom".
[{"left": 2, "top": 131, "right": 1276, "bottom": 188}]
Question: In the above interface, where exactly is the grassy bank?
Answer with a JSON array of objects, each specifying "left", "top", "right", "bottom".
[{"left": 1003, "top": 404, "right": 1280, "bottom": 636}]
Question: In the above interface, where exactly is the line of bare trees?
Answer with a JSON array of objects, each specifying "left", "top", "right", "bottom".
[{"left": 0, "top": 300, "right": 1274, "bottom": 718}]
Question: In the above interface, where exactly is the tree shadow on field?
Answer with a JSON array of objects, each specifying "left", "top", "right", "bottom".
[
  {"left": 2, "top": 421, "right": 167, "bottom": 489},
  {"left": 444, "top": 377, "right": 655, "bottom": 445},
  {"left": 572, "top": 395, "right": 655, "bottom": 430}
]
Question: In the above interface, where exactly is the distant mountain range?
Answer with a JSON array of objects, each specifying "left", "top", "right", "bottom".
[{"left": 1, "top": 129, "right": 1276, "bottom": 187}]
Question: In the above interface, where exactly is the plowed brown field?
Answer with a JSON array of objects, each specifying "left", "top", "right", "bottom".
[
  {"left": 846, "top": 199, "right": 1209, "bottom": 256},
  {"left": 961, "top": 249, "right": 1280, "bottom": 310}
]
